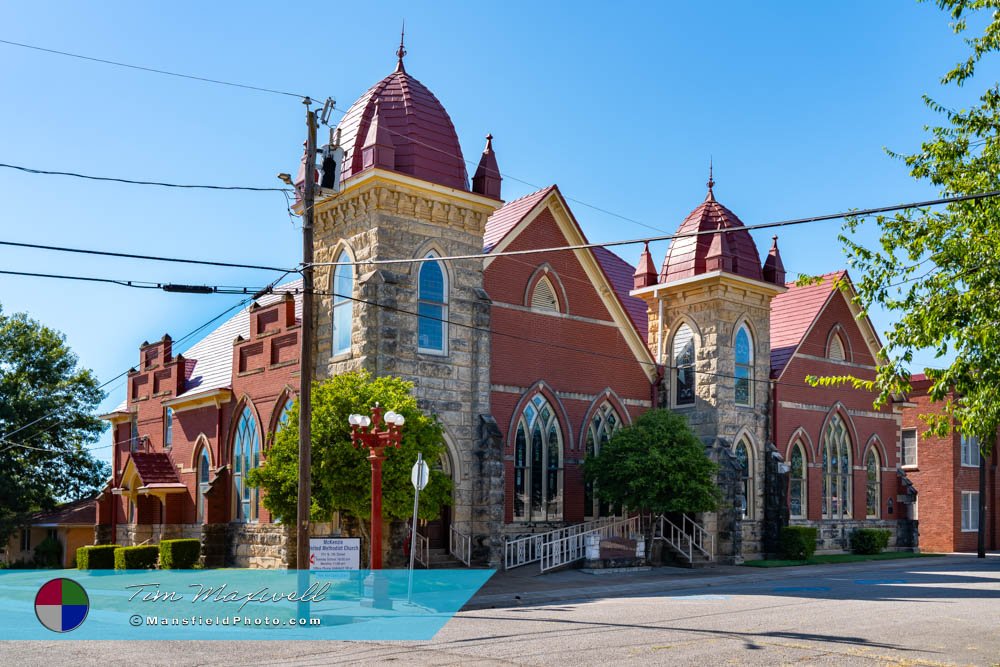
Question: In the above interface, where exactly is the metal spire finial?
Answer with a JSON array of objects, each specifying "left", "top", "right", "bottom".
[
  {"left": 707, "top": 157, "right": 715, "bottom": 192},
  {"left": 395, "top": 22, "right": 407, "bottom": 72}
]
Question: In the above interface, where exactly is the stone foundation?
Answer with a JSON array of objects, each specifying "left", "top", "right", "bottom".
[
  {"left": 789, "top": 519, "right": 915, "bottom": 553},
  {"left": 229, "top": 523, "right": 295, "bottom": 569},
  {"left": 115, "top": 523, "right": 200, "bottom": 547}
]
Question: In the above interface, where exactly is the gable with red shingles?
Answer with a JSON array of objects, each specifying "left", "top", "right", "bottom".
[{"left": 769, "top": 271, "right": 846, "bottom": 378}]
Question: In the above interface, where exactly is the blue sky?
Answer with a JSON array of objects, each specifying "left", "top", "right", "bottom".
[{"left": 0, "top": 1, "right": 995, "bottom": 462}]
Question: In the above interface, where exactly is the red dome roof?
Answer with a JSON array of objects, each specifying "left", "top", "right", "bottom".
[
  {"left": 335, "top": 64, "right": 468, "bottom": 191},
  {"left": 660, "top": 189, "right": 764, "bottom": 283}
]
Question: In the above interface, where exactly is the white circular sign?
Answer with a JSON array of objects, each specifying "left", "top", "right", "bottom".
[{"left": 411, "top": 459, "right": 430, "bottom": 491}]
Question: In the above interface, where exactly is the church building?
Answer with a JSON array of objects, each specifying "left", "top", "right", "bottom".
[{"left": 95, "top": 43, "right": 917, "bottom": 568}]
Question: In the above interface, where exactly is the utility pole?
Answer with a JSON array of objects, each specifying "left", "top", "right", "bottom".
[{"left": 297, "top": 97, "right": 317, "bottom": 570}]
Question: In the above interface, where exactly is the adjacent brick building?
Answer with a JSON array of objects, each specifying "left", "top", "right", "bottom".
[{"left": 901, "top": 376, "right": 998, "bottom": 552}]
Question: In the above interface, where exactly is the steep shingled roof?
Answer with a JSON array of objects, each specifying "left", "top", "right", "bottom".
[
  {"left": 29, "top": 496, "right": 96, "bottom": 526},
  {"left": 769, "top": 271, "right": 846, "bottom": 378},
  {"left": 593, "top": 246, "right": 648, "bottom": 343},
  {"left": 483, "top": 186, "right": 555, "bottom": 252}
]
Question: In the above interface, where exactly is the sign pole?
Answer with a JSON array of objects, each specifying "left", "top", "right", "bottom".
[{"left": 408, "top": 453, "right": 427, "bottom": 603}]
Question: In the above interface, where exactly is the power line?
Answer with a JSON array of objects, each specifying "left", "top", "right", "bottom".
[
  {"left": 0, "top": 38, "right": 311, "bottom": 99},
  {"left": 0, "top": 162, "right": 292, "bottom": 192},
  {"left": 0, "top": 238, "right": 298, "bottom": 273},
  {"left": 307, "top": 188, "right": 1000, "bottom": 268}
]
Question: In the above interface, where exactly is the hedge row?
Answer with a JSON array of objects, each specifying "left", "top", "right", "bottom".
[
  {"left": 77, "top": 540, "right": 202, "bottom": 570},
  {"left": 160, "top": 539, "right": 201, "bottom": 569},
  {"left": 76, "top": 544, "right": 120, "bottom": 570},
  {"left": 850, "top": 528, "right": 892, "bottom": 555},
  {"left": 114, "top": 545, "right": 160, "bottom": 570},
  {"left": 779, "top": 526, "right": 818, "bottom": 560}
]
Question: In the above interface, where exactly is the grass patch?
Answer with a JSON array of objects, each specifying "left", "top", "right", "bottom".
[{"left": 743, "top": 551, "right": 941, "bottom": 568}]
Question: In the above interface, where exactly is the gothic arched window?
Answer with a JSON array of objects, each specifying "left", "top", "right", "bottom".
[
  {"left": 332, "top": 249, "right": 354, "bottom": 356},
  {"left": 672, "top": 323, "right": 696, "bottom": 406},
  {"left": 829, "top": 331, "right": 847, "bottom": 361},
  {"left": 789, "top": 442, "right": 807, "bottom": 518},
  {"left": 530, "top": 275, "right": 560, "bottom": 312},
  {"left": 197, "top": 448, "right": 211, "bottom": 523},
  {"left": 584, "top": 401, "right": 623, "bottom": 519},
  {"left": 513, "top": 394, "right": 563, "bottom": 521},
  {"left": 276, "top": 397, "right": 294, "bottom": 433},
  {"left": 232, "top": 406, "right": 261, "bottom": 523},
  {"left": 735, "top": 324, "right": 753, "bottom": 406},
  {"left": 735, "top": 437, "right": 754, "bottom": 519},
  {"left": 418, "top": 253, "right": 448, "bottom": 354},
  {"left": 822, "top": 414, "right": 852, "bottom": 519},
  {"left": 866, "top": 448, "right": 881, "bottom": 518}
]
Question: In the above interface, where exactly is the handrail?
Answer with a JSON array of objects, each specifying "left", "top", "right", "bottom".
[
  {"left": 449, "top": 525, "right": 472, "bottom": 566},
  {"left": 413, "top": 532, "right": 430, "bottom": 568},
  {"left": 652, "top": 514, "right": 714, "bottom": 563},
  {"left": 539, "top": 515, "right": 640, "bottom": 572},
  {"left": 504, "top": 515, "right": 617, "bottom": 569}
]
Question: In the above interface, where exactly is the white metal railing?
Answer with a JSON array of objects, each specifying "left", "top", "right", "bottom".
[
  {"left": 504, "top": 516, "right": 617, "bottom": 570},
  {"left": 653, "top": 514, "right": 714, "bottom": 564},
  {"left": 449, "top": 525, "right": 472, "bottom": 566},
  {"left": 539, "top": 515, "right": 640, "bottom": 572},
  {"left": 413, "top": 532, "right": 430, "bottom": 568}
]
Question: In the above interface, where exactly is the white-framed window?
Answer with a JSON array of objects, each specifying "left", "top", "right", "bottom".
[
  {"left": 584, "top": 401, "right": 623, "bottom": 520},
  {"left": 961, "top": 434, "right": 981, "bottom": 468},
  {"left": 232, "top": 405, "right": 261, "bottom": 523},
  {"left": 164, "top": 407, "right": 174, "bottom": 448},
  {"left": 197, "top": 448, "right": 211, "bottom": 523},
  {"left": 822, "top": 415, "right": 852, "bottom": 519},
  {"left": 672, "top": 323, "right": 696, "bottom": 406},
  {"left": 332, "top": 249, "right": 354, "bottom": 356},
  {"left": 735, "top": 437, "right": 754, "bottom": 519},
  {"left": 866, "top": 448, "right": 881, "bottom": 519},
  {"left": 901, "top": 428, "right": 917, "bottom": 467},
  {"left": 734, "top": 324, "right": 753, "bottom": 406},
  {"left": 530, "top": 275, "right": 560, "bottom": 312},
  {"left": 828, "top": 331, "right": 847, "bottom": 361},
  {"left": 789, "top": 441, "right": 807, "bottom": 519},
  {"left": 513, "top": 394, "right": 563, "bottom": 522},
  {"left": 20, "top": 528, "right": 30, "bottom": 552},
  {"left": 417, "top": 253, "right": 448, "bottom": 354},
  {"left": 961, "top": 491, "right": 980, "bottom": 532}
]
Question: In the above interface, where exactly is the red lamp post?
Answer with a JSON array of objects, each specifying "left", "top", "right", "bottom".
[{"left": 349, "top": 403, "right": 405, "bottom": 569}]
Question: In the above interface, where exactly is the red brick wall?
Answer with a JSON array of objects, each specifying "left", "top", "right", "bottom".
[
  {"left": 485, "top": 204, "right": 653, "bottom": 525},
  {"left": 110, "top": 297, "right": 300, "bottom": 529},
  {"left": 773, "top": 288, "right": 902, "bottom": 522},
  {"left": 903, "top": 380, "right": 999, "bottom": 552}
]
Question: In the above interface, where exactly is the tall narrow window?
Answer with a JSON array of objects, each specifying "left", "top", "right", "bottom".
[
  {"left": 332, "top": 250, "right": 353, "bottom": 356},
  {"left": 513, "top": 395, "right": 563, "bottom": 521},
  {"left": 584, "top": 402, "right": 623, "bottom": 519},
  {"left": 901, "top": 428, "right": 917, "bottom": 467},
  {"left": 734, "top": 325, "right": 753, "bottom": 406},
  {"left": 735, "top": 438, "right": 754, "bottom": 519},
  {"left": 865, "top": 449, "right": 881, "bottom": 518},
  {"left": 822, "top": 415, "right": 852, "bottom": 519},
  {"left": 961, "top": 491, "right": 980, "bottom": 532},
  {"left": 672, "top": 324, "right": 696, "bottom": 406},
  {"left": 276, "top": 397, "right": 295, "bottom": 433},
  {"left": 164, "top": 407, "right": 174, "bottom": 448},
  {"left": 130, "top": 414, "right": 139, "bottom": 452},
  {"left": 418, "top": 254, "right": 448, "bottom": 354},
  {"left": 789, "top": 442, "right": 807, "bottom": 518},
  {"left": 197, "top": 449, "right": 211, "bottom": 523},
  {"left": 232, "top": 406, "right": 261, "bottom": 522}
]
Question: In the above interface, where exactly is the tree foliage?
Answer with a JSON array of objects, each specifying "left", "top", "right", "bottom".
[
  {"left": 828, "top": 0, "right": 1000, "bottom": 453},
  {"left": 584, "top": 410, "right": 719, "bottom": 516},
  {"left": 249, "top": 370, "right": 451, "bottom": 527},
  {"left": 0, "top": 307, "right": 108, "bottom": 543}
]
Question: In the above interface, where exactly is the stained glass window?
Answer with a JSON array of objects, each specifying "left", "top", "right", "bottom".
[
  {"left": 735, "top": 325, "right": 753, "bottom": 406},
  {"left": 332, "top": 250, "right": 354, "bottom": 356},
  {"left": 789, "top": 443, "right": 806, "bottom": 518},
  {"left": 735, "top": 438, "right": 753, "bottom": 519},
  {"left": 822, "top": 415, "right": 852, "bottom": 519},
  {"left": 673, "top": 324, "right": 696, "bottom": 406},
  {"left": 866, "top": 449, "right": 880, "bottom": 518},
  {"left": 233, "top": 406, "right": 261, "bottom": 522},
  {"left": 418, "top": 254, "right": 447, "bottom": 353},
  {"left": 584, "top": 402, "right": 623, "bottom": 519},
  {"left": 513, "top": 395, "right": 563, "bottom": 521},
  {"left": 197, "top": 449, "right": 211, "bottom": 523}
]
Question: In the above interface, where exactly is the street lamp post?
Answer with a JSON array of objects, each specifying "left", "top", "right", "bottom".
[{"left": 349, "top": 403, "right": 405, "bottom": 570}]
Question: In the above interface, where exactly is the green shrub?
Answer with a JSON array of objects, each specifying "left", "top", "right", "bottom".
[
  {"left": 77, "top": 544, "right": 119, "bottom": 570},
  {"left": 159, "top": 539, "right": 201, "bottom": 569},
  {"left": 33, "top": 537, "right": 63, "bottom": 568},
  {"left": 850, "top": 528, "right": 891, "bottom": 555},
  {"left": 113, "top": 545, "right": 159, "bottom": 570},
  {"left": 779, "top": 526, "right": 818, "bottom": 560}
]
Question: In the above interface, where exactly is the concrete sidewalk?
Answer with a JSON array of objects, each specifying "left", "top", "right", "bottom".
[{"left": 464, "top": 554, "right": 977, "bottom": 610}]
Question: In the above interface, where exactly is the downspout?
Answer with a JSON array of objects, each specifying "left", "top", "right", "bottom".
[{"left": 654, "top": 290, "right": 665, "bottom": 408}]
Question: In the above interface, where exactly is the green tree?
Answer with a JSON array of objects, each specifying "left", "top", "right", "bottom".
[
  {"left": 584, "top": 410, "right": 719, "bottom": 550},
  {"left": 821, "top": 0, "right": 1000, "bottom": 557},
  {"left": 0, "top": 307, "right": 109, "bottom": 544},
  {"left": 249, "top": 370, "right": 451, "bottom": 547}
]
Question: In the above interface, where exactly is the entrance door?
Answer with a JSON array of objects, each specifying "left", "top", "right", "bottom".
[{"left": 418, "top": 450, "right": 454, "bottom": 550}]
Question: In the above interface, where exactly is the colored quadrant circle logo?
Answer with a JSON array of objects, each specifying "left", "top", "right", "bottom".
[{"left": 35, "top": 577, "right": 89, "bottom": 633}]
